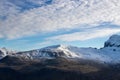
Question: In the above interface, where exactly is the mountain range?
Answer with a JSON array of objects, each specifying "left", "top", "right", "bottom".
[
  {"left": 0, "top": 34, "right": 120, "bottom": 80},
  {"left": 1, "top": 34, "right": 120, "bottom": 63}
]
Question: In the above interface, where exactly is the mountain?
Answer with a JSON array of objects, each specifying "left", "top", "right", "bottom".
[
  {"left": 1, "top": 35, "right": 120, "bottom": 64},
  {"left": 104, "top": 35, "right": 120, "bottom": 47},
  {"left": 12, "top": 44, "right": 107, "bottom": 63},
  {"left": 0, "top": 35, "right": 120, "bottom": 80}
]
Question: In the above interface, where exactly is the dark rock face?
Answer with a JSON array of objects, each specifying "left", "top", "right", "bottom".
[
  {"left": 40, "top": 50, "right": 67, "bottom": 57},
  {"left": 104, "top": 42, "right": 118, "bottom": 47},
  {"left": 0, "top": 50, "right": 6, "bottom": 59},
  {"left": 0, "top": 51, "right": 4, "bottom": 57}
]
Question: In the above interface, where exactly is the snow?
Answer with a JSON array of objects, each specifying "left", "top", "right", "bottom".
[{"left": 100, "top": 47, "right": 120, "bottom": 63}]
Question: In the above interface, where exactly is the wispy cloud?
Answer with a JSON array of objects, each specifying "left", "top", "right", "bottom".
[
  {"left": 0, "top": 0, "right": 120, "bottom": 39},
  {"left": 47, "top": 28, "right": 120, "bottom": 42}
]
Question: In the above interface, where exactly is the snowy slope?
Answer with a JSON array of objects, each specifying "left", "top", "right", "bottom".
[
  {"left": 100, "top": 47, "right": 120, "bottom": 63},
  {"left": 13, "top": 45, "right": 79, "bottom": 60}
]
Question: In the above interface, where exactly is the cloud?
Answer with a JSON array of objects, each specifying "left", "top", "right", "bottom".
[
  {"left": 0, "top": 0, "right": 120, "bottom": 39},
  {"left": 47, "top": 28, "right": 120, "bottom": 42},
  {"left": 0, "top": 0, "right": 20, "bottom": 18}
]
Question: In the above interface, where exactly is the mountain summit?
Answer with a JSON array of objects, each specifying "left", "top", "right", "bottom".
[{"left": 104, "top": 35, "right": 120, "bottom": 47}]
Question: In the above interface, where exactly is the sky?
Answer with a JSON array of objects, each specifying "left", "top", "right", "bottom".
[{"left": 0, "top": 0, "right": 120, "bottom": 51}]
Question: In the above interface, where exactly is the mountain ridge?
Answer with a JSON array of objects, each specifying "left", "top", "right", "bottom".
[{"left": 0, "top": 34, "right": 120, "bottom": 64}]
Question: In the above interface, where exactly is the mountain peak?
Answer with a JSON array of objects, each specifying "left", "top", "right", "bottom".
[
  {"left": 42, "top": 44, "right": 68, "bottom": 50},
  {"left": 104, "top": 34, "right": 120, "bottom": 47}
]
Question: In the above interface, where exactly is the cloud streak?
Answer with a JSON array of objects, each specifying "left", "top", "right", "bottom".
[{"left": 47, "top": 28, "right": 120, "bottom": 42}]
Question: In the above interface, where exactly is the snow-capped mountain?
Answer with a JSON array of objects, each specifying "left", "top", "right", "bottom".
[
  {"left": 104, "top": 35, "right": 120, "bottom": 47},
  {"left": 13, "top": 45, "right": 79, "bottom": 60},
  {"left": 1, "top": 35, "right": 120, "bottom": 64}
]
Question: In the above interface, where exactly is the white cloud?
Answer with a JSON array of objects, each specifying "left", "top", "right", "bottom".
[
  {"left": 0, "top": 0, "right": 20, "bottom": 18},
  {"left": 47, "top": 28, "right": 120, "bottom": 42},
  {"left": 0, "top": 0, "right": 120, "bottom": 39}
]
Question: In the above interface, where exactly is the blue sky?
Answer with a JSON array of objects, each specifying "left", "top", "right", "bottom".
[{"left": 0, "top": 0, "right": 120, "bottom": 51}]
